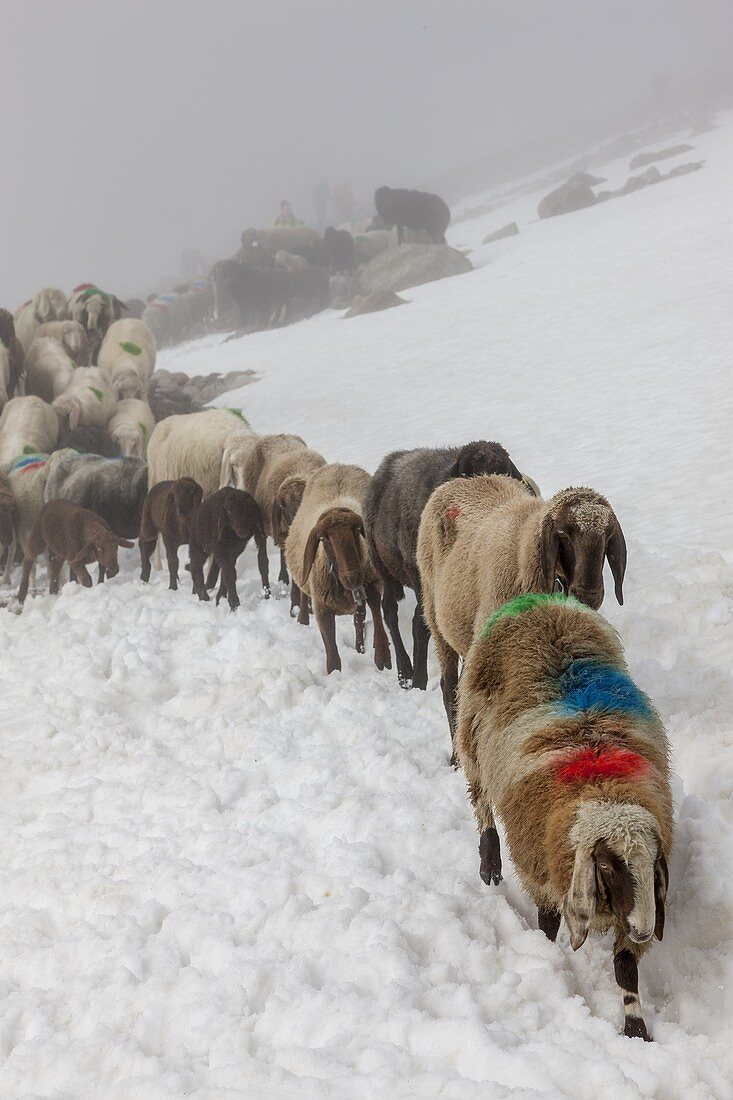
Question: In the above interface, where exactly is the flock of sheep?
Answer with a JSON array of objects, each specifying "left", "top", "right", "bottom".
[{"left": 0, "top": 195, "right": 672, "bottom": 1042}]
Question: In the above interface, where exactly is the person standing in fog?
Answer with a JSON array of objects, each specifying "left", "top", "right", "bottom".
[{"left": 273, "top": 200, "right": 303, "bottom": 227}]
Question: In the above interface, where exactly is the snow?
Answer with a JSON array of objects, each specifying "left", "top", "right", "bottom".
[{"left": 1, "top": 116, "right": 732, "bottom": 1098}]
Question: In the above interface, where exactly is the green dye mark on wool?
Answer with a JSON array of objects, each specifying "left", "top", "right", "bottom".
[
  {"left": 226, "top": 407, "right": 248, "bottom": 423},
  {"left": 87, "top": 386, "right": 104, "bottom": 401},
  {"left": 138, "top": 421, "right": 149, "bottom": 438},
  {"left": 22, "top": 444, "right": 37, "bottom": 455},
  {"left": 479, "top": 592, "right": 587, "bottom": 639},
  {"left": 119, "top": 341, "right": 142, "bottom": 356}
]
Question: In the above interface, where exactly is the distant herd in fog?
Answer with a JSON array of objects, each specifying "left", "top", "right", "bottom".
[{"left": 0, "top": 184, "right": 673, "bottom": 1044}]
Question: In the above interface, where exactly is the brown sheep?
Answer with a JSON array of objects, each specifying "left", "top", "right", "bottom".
[
  {"left": 416, "top": 476, "right": 626, "bottom": 753},
  {"left": 285, "top": 463, "right": 391, "bottom": 675},
  {"left": 188, "top": 487, "right": 270, "bottom": 610},
  {"left": 18, "top": 499, "right": 134, "bottom": 603},
  {"left": 139, "top": 478, "right": 204, "bottom": 590}
]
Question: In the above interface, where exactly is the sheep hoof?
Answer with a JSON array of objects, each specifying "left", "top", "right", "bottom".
[
  {"left": 624, "top": 1019, "right": 651, "bottom": 1041},
  {"left": 479, "top": 827, "right": 502, "bottom": 885},
  {"left": 398, "top": 675, "right": 413, "bottom": 690},
  {"left": 290, "top": 605, "right": 299, "bottom": 618},
  {"left": 261, "top": 586, "right": 271, "bottom": 600}
]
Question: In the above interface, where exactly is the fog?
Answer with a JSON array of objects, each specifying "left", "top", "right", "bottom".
[{"left": 2, "top": 0, "right": 731, "bottom": 305}]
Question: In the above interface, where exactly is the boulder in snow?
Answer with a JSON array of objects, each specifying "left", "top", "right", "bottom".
[
  {"left": 344, "top": 291, "right": 407, "bottom": 319},
  {"left": 482, "top": 222, "right": 519, "bottom": 244},
  {"left": 538, "top": 175, "right": 598, "bottom": 219},
  {"left": 358, "top": 244, "right": 472, "bottom": 295},
  {"left": 630, "top": 144, "right": 694, "bottom": 169}
]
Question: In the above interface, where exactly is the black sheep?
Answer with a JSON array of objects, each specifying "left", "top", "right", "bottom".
[
  {"left": 211, "top": 259, "right": 328, "bottom": 331},
  {"left": 374, "top": 187, "right": 451, "bottom": 245},
  {"left": 323, "top": 227, "right": 355, "bottom": 274},
  {"left": 363, "top": 442, "right": 528, "bottom": 690}
]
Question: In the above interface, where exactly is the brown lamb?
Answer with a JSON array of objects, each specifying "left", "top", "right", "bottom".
[
  {"left": 188, "top": 487, "right": 270, "bottom": 610},
  {"left": 139, "top": 477, "right": 204, "bottom": 590},
  {"left": 18, "top": 499, "right": 134, "bottom": 603}
]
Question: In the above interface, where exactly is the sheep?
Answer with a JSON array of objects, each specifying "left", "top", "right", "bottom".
[
  {"left": 52, "top": 367, "right": 116, "bottom": 432},
  {"left": 240, "top": 226, "right": 325, "bottom": 266},
  {"left": 44, "top": 450, "right": 148, "bottom": 541},
  {"left": 416, "top": 476, "right": 627, "bottom": 749},
  {"left": 6, "top": 454, "right": 52, "bottom": 563},
  {"left": 56, "top": 423, "right": 119, "bottom": 457},
  {"left": 274, "top": 250, "right": 310, "bottom": 274},
  {"left": 18, "top": 499, "right": 134, "bottom": 602},
  {"left": 0, "top": 341, "right": 10, "bottom": 415},
  {"left": 285, "top": 463, "right": 391, "bottom": 675},
  {"left": 147, "top": 407, "right": 255, "bottom": 498},
  {"left": 14, "top": 288, "right": 68, "bottom": 352},
  {"left": 0, "top": 396, "right": 59, "bottom": 470},
  {"left": 0, "top": 474, "right": 19, "bottom": 584},
  {"left": 188, "top": 487, "right": 270, "bottom": 609},
  {"left": 455, "top": 591, "right": 672, "bottom": 1040},
  {"left": 364, "top": 442, "right": 531, "bottom": 691},
  {"left": 374, "top": 187, "right": 451, "bottom": 245},
  {"left": 107, "top": 399, "right": 155, "bottom": 458},
  {"left": 323, "top": 227, "right": 355, "bottom": 274},
  {"left": 25, "top": 337, "right": 78, "bottom": 403},
  {"left": 221, "top": 432, "right": 326, "bottom": 596},
  {"left": 66, "top": 285, "right": 126, "bottom": 362},
  {"left": 210, "top": 259, "right": 328, "bottom": 331},
  {"left": 139, "top": 477, "right": 204, "bottom": 589},
  {"left": 0, "top": 309, "right": 25, "bottom": 396},
  {"left": 97, "top": 318, "right": 157, "bottom": 399},
  {"left": 35, "top": 320, "right": 91, "bottom": 366}
]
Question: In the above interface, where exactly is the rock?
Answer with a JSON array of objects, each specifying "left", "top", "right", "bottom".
[
  {"left": 482, "top": 222, "right": 519, "bottom": 245},
  {"left": 538, "top": 177, "right": 597, "bottom": 219},
  {"left": 630, "top": 144, "right": 694, "bottom": 169},
  {"left": 148, "top": 367, "right": 257, "bottom": 421},
  {"left": 329, "top": 273, "right": 360, "bottom": 309},
  {"left": 358, "top": 244, "right": 472, "bottom": 296},
  {"left": 666, "top": 161, "right": 704, "bottom": 179},
  {"left": 343, "top": 292, "right": 407, "bottom": 319}
]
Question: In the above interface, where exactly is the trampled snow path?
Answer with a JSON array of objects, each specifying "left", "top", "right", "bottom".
[{"left": 1, "top": 118, "right": 732, "bottom": 1098}]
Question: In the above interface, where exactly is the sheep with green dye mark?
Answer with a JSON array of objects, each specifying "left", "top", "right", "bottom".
[
  {"left": 98, "top": 318, "right": 157, "bottom": 400},
  {"left": 51, "top": 367, "right": 116, "bottom": 432},
  {"left": 0, "top": 396, "right": 59, "bottom": 470},
  {"left": 108, "top": 398, "right": 155, "bottom": 458},
  {"left": 147, "top": 407, "right": 255, "bottom": 498}
]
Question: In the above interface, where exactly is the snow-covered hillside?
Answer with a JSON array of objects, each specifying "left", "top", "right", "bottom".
[{"left": 1, "top": 118, "right": 731, "bottom": 1099}]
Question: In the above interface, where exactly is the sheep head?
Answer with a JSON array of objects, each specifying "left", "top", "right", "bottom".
[
  {"left": 112, "top": 365, "right": 146, "bottom": 401},
  {"left": 540, "top": 487, "right": 626, "bottom": 609},
  {"left": 302, "top": 506, "right": 367, "bottom": 600},
  {"left": 71, "top": 531, "right": 134, "bottom": 577},
  {"left": 166, "top": 477, "right": 203, "bottom": 534},
  {"left": 448, "top": 441, "right": 524, "bottom": 482},
  {"left": 563, "top": 803, "right": 667, "bottom": 951}
]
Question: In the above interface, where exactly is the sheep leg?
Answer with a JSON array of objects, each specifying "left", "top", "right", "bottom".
[
  {"left": 97, "top": 564, "right": 106, "bottom": 584},
  {"left": 278, "top": 548, "right": 289, "bottom": 586},
  {"left": 189, "top": 545, "right": 209, "bottom": 601},
  {"left": 478, "top": 818, "right": 503, "bottom": 886},
  {"left": 297, "top": 585, "right": 310, "bottom": 626},
  {"left": 218, "top": 558, "right": 240, "bottom": 611},
  {"left": 614, "top": 943, "right": 651, "bottom": 1041},
  {"left": 411, "top": 580, "right": 431, "bottom": 691},
  {"left": 434, "top": 635, "right": 460, "bottom": 761},
  {"left": 162, "top": 537, "right": 180, "bottom": 590},
  {"left": 72, "top": 563, "right": 93, "bottom": 588},
  {"left": 2, "top": 533, "right": 16, "bottom": 585},
  {"left": 139, "top": 538, "right": 156, "bottom": 583},
  {"left": 205, "top": 558, "right": 219, "bottom": 590},
  {"left": 366, "top": 583, "right": 391, "bottom": 671},
  {"left": 538, "top": 907, "right": 561, "bottom": 940},
  {"left": 354, "top": 603, "right": 366, "bottom": 653},
  {"left": 381, "top": 578, "right": 412, "bottom": 686},
  {"left": 315, "top": 604, "right": 341, "bottom": 674},
  {"left": 48, "top": 552, "right": 64, "bottom": 595},
  {"left": 17, "top": 555, "right": 36, "bottom": 604},
  {"left": 254, "top": 529, "right": 271, "bottom": 598},
  {"left": 290, "top": 580, "right": 301, "bottom": 617}
]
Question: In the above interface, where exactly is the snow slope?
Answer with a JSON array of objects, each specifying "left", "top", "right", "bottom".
[{"left": 1, "top": 118, "right": 732, "bottom": 1099}]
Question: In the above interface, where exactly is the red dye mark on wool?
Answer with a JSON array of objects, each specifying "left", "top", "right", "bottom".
[
  {"left": 555, "top": 747, "right": 651, "bottom": 784},
  {"left": 446, "top": 506, "right": 461, "bottom": 521}
]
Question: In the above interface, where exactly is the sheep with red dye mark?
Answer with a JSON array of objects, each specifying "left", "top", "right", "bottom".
[{"left": 456, "top": 592, "right": 673, "bottom": 1041}]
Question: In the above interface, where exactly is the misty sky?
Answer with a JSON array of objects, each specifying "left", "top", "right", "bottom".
[{"left": 2, "top": 0, "right": 731, "bottom": 304}]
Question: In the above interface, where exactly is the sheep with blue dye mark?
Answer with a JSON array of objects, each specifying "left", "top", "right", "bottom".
[
  {"left": 0, "top": 396, "right": 59, "bottom": 470},
  {"left": 455, "top": 592, "right": 672, "bottom": 1041}
]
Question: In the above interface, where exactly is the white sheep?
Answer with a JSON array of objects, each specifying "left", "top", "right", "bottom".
[
  {"left": 13, "top": 288, "right": 68, "bottom": 353},
  {"left": 274, "top": 250, "right": 310, "bottom": 274},
  {"left": 25, "top": 337, "right": 78, "bottom": 403},
  {"left": 35, "top": 320, "right": 90, "bottom": 366},
  {"left": 107, "top": 398, "right": 156, "bottom": 458},
  {"left": 0, "top": 396, "right": 59, "bottom": 470},
  {"left": 147, "top": 407, "right": 256, "bottom": 497},
  {"left": 98, "top": 318, "right": 157, "bottom": 399},
  {"left": 6, "top": 453, "right": 52, "bottom": 559},
  {"left": 52, "top": 367, "right": 116, "bottom": 432}
]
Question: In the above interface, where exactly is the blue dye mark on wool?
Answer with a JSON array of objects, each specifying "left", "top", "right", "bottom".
[{"left": 555, "top": 659, "right": 653, "bottom": 719}]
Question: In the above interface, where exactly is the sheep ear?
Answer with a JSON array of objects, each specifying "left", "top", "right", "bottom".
[
  {"left": 654, "top": 852, "right": 668, "bottom": 941},
  {"left": 117, "top": 538, "right": 135, "bottom": 549},
  {"left": 563, "top": 848, "right": 597, "bottom": 950},
  {"left": 507, "top": 458, "right": 523, "bottom": 482},
  {"left": 606, "top": 515, "right": 627, "bottom": 605},
  {"left": 219, "top": 449, "right": 234, "bottom": 488},
  {"left": 302, "top": 528, "right": 321, "bottom": 582},
  {"left": 539, "top": 514, "right": 560, "bottom": 592}
]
